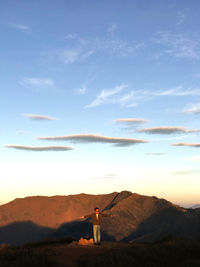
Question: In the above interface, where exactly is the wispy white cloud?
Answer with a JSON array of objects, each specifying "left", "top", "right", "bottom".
[
  {"left": 62, "top": 49, "right": 81, "bottom": 64},
  {"left": 65, "top": 33, "right": 77, "bottom": 40},
  {"left": 77, "top": 85, "right": 87, "bottom": 95},
  {"left": 157, "top": 86, "right": 200, "bottom": 96},
  {"left": 85, "top": 85, "right": 200, "bottom": 108},
  {"left": 59, "top": 31, "right": 145, "bottom": 65},
  {"left": 3, "top": 144, "right": 74, "bottom": 151},
  {"left": 124, "top": 86, "right": 200, "bottom": 107},
  {"left": 107, "top": 23, "right": 118, "bottom": 37},
  {"left": 154, "top": 31, "right": 200, "bottom": 60},
  {"left": 172, "top": 142, "right": 200, "bottom": 147},
  {"left": 105, "top": 173, "right": 117, "bottom": 178},
  {"left": 117, "top": 89, "right": 155, "bottom": 107},
  {"left": 81, "top": 50, "right": 95, "bottom": 60},
  {"left": 20, "top": 78, "right": 54, "bottom": 87},
  {"left": 61, "top": 48, "right": 95, "bottom": 64},
  {"left": 17, "top": 131, "right": 27, "bottom": 135},
  {"left": 85, "top": 84, "right": 128, "bottom": 108},
  {"left": 9, "top": 23, "right": 29, "bottom": 31},
  {"left": 60, "top": 35, "right": 143, "bottom": 64},
  {"left": 23, "top": 113, "right": 58, "bottom": 121},
  {"left": 171, "top": 169, "right": 200, "bottom": 175},
  {"left": 185, "top": 105, "right": 200, "bottom": 114},
  {"left": 92, "top": 173, "right": 117, "bottom": 180},
  {"left": 97, "top": 38, "right": 145, "bottom": 57},
  {"left": 140, "top": 86, "right": 200, "bottom": 98},
  {"left": 118, "top": 91, "right": 140, "bottom": 107},
  {"left": 37, "top": 133, "right": 149, "bottom": 147},
  {"left": 176, "top": 11, "right": 185, "bottom": 25},
  {"left": 138, "top": 126, "right": 200, "bottom": 135}
]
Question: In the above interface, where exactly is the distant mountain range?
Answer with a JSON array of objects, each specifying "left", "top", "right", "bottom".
[
  {"left": 0, "top": 191, "right": 200, "bottom": 245},
  {"left": 190, "top": 204, "right": 200, "bottom": 209}
]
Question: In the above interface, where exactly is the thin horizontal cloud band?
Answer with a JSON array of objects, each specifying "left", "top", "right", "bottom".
[
  {"left": 171, "top": 170, "right": 200, "bottom": 175},
  {"left": 37, "top": 133, "right": 149, "bottom": 147},
  {"left": 114, "top": 118, "right": 148, "bottom": 124},
  {"left": 185, "top": 107, "right": 200, "bottom": 114},
  {"left": 146, "top": 152, "right": 166, "bottom": 155},
  {"left": 172, "top": 142, "right": 200, "bottom": 147},
  {"left": 138, "top": 126, "right": 200, "bottom": 134},
  {"left": 4, "top": 144, "right": 75, "bottom": 151},
  {"left": 20, "top": 78, "right": 54, "bottom": 87},
  {"left": 24, "top": 113, "right": 58, "bottom": 121}
]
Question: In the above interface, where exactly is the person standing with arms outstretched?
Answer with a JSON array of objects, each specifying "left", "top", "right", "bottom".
[{"left": 81, "top": 207, "right": 113, "bottom": 245}]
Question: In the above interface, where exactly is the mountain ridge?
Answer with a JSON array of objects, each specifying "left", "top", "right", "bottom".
[
  {"left": 190, "top": 204, "right": 200, "bottom": 209},
  {"left": 0, "top": 191, "right": 200, "bottom": 245}
]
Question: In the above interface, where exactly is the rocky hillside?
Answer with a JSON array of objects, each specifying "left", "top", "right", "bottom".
[{"left": 0, "top": 191, "right": 200, "bottom": 245}]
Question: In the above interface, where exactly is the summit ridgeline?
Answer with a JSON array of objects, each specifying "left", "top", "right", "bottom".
[{"left": 0, "top": 191, "right": 200, "bottom": 245}]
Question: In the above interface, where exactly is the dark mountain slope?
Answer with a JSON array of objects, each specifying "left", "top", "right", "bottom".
[{"left": 101, "top": 193, "right": 185, "bottom": 241}]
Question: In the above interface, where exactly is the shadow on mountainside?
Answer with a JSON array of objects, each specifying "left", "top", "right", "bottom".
[
  {"left": 0, "top": 192, "right": 130, "bottom": 246},
  {"left": 102, "top": 191, "right": 132, "bottom": 212},
  {"left": 51, "top": 219, "right": 115, "bottom": 241},
  {"left": 0, "top": 219, "right": 115, "bottom": 246},
  {"left": 0, "top": 221, "right": 54, "bottom": 246},
  {"left": 121, "top": 206, "right": 200, "bottom": 243}
]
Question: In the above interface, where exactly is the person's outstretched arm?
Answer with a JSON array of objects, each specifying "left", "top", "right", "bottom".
[{"left": 80, "top": 214, "right": 92, "bottom": 219}]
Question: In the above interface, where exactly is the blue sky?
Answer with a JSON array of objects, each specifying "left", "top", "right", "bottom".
[{"left": 1, "top": 0, "right": 200, "bottom": 207}]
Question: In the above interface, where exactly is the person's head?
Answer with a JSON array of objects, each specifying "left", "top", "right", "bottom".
[{"left": 94, "top": 207, "right": 99, "bottom": 213}]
